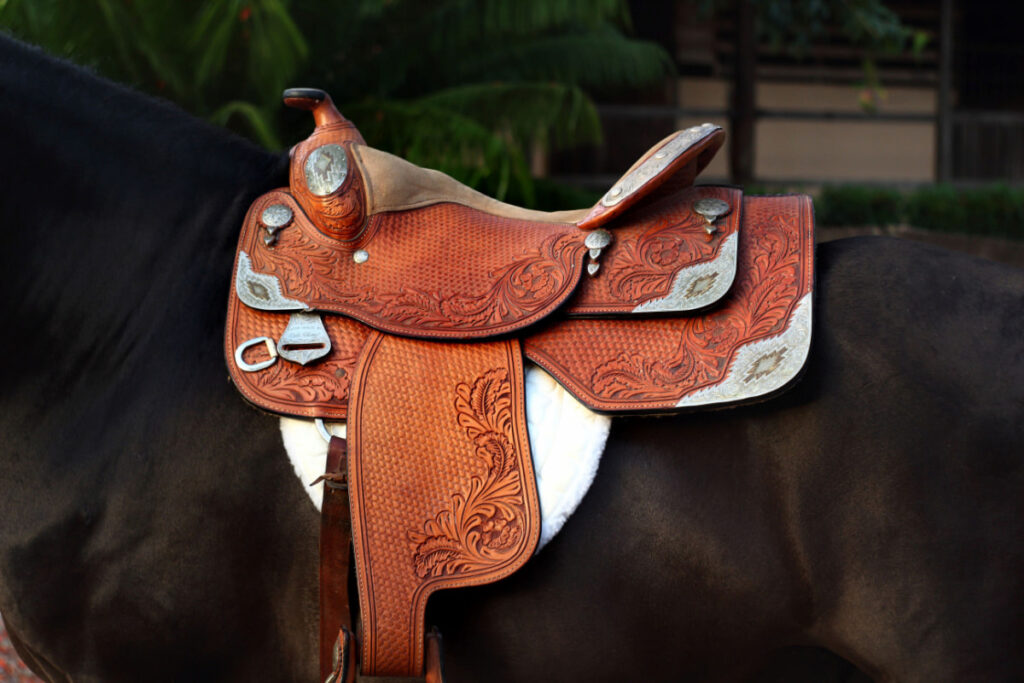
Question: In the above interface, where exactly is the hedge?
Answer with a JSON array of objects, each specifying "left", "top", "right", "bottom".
[{"left": 811, "top": 184, "right": 1024, "bottom": 240}]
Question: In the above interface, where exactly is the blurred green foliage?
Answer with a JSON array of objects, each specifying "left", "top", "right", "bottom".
[
  {"left": 814, "top": 184, "right": 1024, "bottom": 240},
  {"left": 0, "top": 0, "right": 672, "bottom": 205},
  {"left": 699, "top": 0, "right": 929, "bottom": 111},
  {"left": 815, "top": 185, "right": 903, "bottom": 227}
]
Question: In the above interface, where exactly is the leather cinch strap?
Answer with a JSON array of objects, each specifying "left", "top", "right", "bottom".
[
  {"left": 347, "top": 332, "right": 541, "bottom": 677},
  {"left": 318, "top": 436, "right": 355, "bottom": 683}
]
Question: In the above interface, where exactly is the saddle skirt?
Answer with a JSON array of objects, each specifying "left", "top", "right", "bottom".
[{"left": 225, "top": 88, "right": 815, "bottom": 679}]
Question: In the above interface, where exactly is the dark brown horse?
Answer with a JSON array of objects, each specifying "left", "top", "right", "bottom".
[{"left": 1, "top": 36, "right": 1022, "bottom": 682}]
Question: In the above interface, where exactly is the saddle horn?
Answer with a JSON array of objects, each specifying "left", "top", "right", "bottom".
[
  {"left": 281, "top": 88, "right": 366, "bottom": 241},
  {"left": 283, "top": 88, "right": 365, "bottom": 144}
]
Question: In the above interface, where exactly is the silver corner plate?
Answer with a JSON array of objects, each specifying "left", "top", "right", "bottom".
[
  {"left": 676, "top": 293, "right": 813, "bottom": 407},
  {"left": 632, "top": 231, "right": 739, "bottom": 313},
  {"left": 235, "top": 251, "right": 307, "bottom": 311}
]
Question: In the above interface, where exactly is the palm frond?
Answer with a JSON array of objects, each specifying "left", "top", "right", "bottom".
[
  {"left": 428, "top": 26, "right": 674, "bottom": 92},
  {"left": 1, "top": 0, "right": 674, "bottom": 202},
  {"left": 418, "top": 82, "right": 602, "bottom": 149},
  {"left": 210, "top": 100, "right": 283, "bottom": 149},
  {"left": 344, "top": 98, "right": 534, "bottom": 202}
]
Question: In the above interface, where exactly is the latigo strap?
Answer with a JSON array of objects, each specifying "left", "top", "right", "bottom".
[{"left": 316, "top": 436, "right": 353, "bottom": 681}]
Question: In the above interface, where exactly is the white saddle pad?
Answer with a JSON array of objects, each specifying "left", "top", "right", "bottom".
[{"left": 281, "top": 364, "right": 611, "bottom": 550}]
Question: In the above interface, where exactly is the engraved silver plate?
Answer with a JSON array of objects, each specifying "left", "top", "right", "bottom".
[
  {"left": 304, "top": 144, "right": 348, "bottom": 196},
  {"left": 693, "top": 198, "right": 731, "bottom": 232},
  {"left": 277, "top": 312, "right": 331, "bottom": 365},
  {"left": 601, "top": 123, "right": 718, "bottom": 208},
  {"left": 235, "top": 251, "right": 307, "bottom": 311},
  {"left": 261, "top": 203, "right": 293, "bottom": 230},
  {"left": 632, "top": 232, "right": 739, "bottom": 313},
  {"left": 676, "top": 293, "right": 812, "bottom": 407}
]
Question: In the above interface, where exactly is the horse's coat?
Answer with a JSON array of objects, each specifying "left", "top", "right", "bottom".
[
  {"left": 1, "top": 34, "right": 1022, "bottom": 683},
  {"left": 281, "top": 363, "right": 610, "bottom": 548}
]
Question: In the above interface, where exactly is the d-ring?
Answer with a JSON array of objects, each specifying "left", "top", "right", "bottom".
[
  {"left": 315, "top": 419, "right": 347, "bottom": 443},
  {"left": 234, "top": 337, "right": 278, "bottom": 372},
  {"left": 315, "top": 418, "right": 331, "bottom": 443}
]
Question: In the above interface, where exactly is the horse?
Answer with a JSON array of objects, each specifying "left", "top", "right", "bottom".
[{"left": 1, "top": 35, "right": 1022, "bottom": 682}]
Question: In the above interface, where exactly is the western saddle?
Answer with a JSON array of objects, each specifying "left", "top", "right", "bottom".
[{"left": 225, "top": 88, "right": 814, "bottom": 682}]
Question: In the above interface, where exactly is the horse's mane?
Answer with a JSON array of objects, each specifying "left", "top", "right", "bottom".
[{"left": 0, "top": 34, "right": 287, "bottom": 395}]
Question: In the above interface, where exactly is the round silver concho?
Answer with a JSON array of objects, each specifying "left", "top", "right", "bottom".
[
  {"left": 693, "top": 197, "right": 731, "bottom": 224},
  {"left": 304, "top": 144, "right": 349, "bottom": 196},
  {"left": 584, "top": 229, "right": 613, "bottom": 250},
  {"left": 261, "top": 203, "right": 293, "bottom": 229}
]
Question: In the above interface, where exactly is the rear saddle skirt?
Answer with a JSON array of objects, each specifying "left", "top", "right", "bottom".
[{"left": 225, "top": 89, "right": 814, "bottom": 679}]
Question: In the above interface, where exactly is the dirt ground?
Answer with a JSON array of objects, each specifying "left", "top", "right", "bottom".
[
  {"left": 0, "top": 616, "right": 41, "bottom": 682},
  {"left": 0, "top": 229, "right": 1019, "bottom": 682}
]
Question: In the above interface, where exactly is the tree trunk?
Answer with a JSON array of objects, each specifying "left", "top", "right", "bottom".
[
  {"left": 730, "top": 0, "right": 756, "bottom": 185},
  {"left": 936, "top": 0, "right": 954, "bottom": 182}
]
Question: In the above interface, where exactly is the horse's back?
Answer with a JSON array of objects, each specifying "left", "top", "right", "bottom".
[
  {"left": 429, "top": 236, "right": 1024, "bottom": 682},
  {"left": 761, "top": 236, "right": 1024, "bottom": 680}
]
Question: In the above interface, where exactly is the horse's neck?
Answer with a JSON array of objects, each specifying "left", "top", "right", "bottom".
[{"left": 0, "top": 36, "right": 285, "bottom": 380}]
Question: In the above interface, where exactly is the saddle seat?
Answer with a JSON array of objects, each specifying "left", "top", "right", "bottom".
[
  {"left": 225, "top": 89, "right": 815, "bottom": 680},
  {"left": 235, "top": 90, "right": 735, "bottom": 339}
]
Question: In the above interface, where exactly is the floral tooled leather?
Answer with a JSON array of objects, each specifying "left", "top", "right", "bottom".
[
  {"left": 347, "top": 334, "right": 539, "bottom": 676},
  {"left": 524, "top": 194, "right": 814, "bottom": 412},
  {"left": 224, "top": 292, "right": 370, "bottom": 420},
  {"left": 565, "top": 185, "right": 741, "bottom": 314},
  {"left": 225, "top": 190, "right": 812, "bottom": 420},
  {"left": 409, "top": 367, "right": 529, "bottom": 579},
  {"left": 239, "top": 192, "right": 587, "bottom": 339}
]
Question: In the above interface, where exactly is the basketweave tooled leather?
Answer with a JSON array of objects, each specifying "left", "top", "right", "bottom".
[
  {"left": 224, "top": 89, "right": 817, "bottom": 681},
  {"left": 226, "top": 193, "right": 810, "bottom": 419},
  {"left": 225, "top": 183, "right": 746, "bottom": 421},
  {"left": 236, "top": 189, "right": 589, "bottom": 339},
  {"left": 225, "top": 295, "right": 370, "bottom": 420},
  {"left": 346, "top": 334, "right": 540, "bottom": 676}
]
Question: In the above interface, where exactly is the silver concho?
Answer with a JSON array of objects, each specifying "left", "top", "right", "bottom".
[
  {"left": 693, "top": 197, "right": 731, "bottom": 234},
  {"left": 304, "top": 144, "right": 349, "bottom": 196},
  {"left": 584, "top": 229, "right": 613, "bottom": 276},
  {"left": 261, "top": 203, "right": 293, "bottom": 230},
  {"left": 277, "top": 312, "right": 332, "bottom": 366},
  {"left": 584, "top": 229, "right": 613, "bottom": 253},
  {"left": 353, "top": 249, "right": 369, "bottom": 264}
]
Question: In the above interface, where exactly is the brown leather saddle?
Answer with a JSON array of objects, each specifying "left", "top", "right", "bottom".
[{"left": 225, "top": 88, "right": 814, "bottom": 682}]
